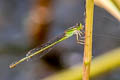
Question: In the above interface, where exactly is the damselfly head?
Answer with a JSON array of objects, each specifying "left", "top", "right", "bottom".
[
  {"left": 80, "top": 23, "right": 84, "bottom": 30},
  {"left": 75, "top": 23, "right": 84, "bottom": 31}
]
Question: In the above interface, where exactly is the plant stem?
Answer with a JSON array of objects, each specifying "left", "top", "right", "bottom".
[{"left": 83, "top": 0, "right": 94, "bottom": 80}]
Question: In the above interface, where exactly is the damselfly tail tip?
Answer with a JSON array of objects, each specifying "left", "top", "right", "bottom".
[{"left": 9, "top": 63, "right": 16, "bottom": 69}]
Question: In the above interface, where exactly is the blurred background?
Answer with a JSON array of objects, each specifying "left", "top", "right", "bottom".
[{"left": 0, "top": 0, "right": 120, "bottom": 80}]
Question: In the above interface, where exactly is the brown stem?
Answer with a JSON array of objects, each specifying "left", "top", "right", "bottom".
[
  {"left": 26, "top": 0, "right": 53, "bottom": 46},
  {"left": 82, "top": 0, "right": 94, "bottom": 80}
]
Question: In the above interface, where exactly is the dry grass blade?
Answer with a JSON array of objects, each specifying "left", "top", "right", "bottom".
[
  {"left": 95, "top": 0, "right": 120, "bottom": 21},
  {"left": 43, "top": 48, "right": 120, "bottom": 80}
]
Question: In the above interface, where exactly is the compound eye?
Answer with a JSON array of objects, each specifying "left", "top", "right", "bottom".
[{"left": 81, "top": 25, "right": 84, "bottom": 30}]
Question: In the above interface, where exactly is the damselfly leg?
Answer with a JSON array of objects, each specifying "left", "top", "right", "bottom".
[{"left": 75, "top": 30, "right": 85, "bottom": 44}]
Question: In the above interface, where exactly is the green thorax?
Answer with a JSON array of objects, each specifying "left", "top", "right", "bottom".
[{"left": 65, "top": 23, "right": 83, "bottom": 38}]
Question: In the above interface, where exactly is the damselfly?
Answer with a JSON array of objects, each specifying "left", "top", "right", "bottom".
[{"left": 9, "top": 23, "right": 84, "bottom": 68}]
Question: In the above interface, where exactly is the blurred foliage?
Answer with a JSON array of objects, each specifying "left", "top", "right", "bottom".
[
  {"left": 95, "top": 0, "right": 120, "bottom": 21},
  {"left": 26, "top": 0, "right": 53, "bottom": 46},
  {"left": 43, "top": 48, "right": 120, "bottom": 80}
]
